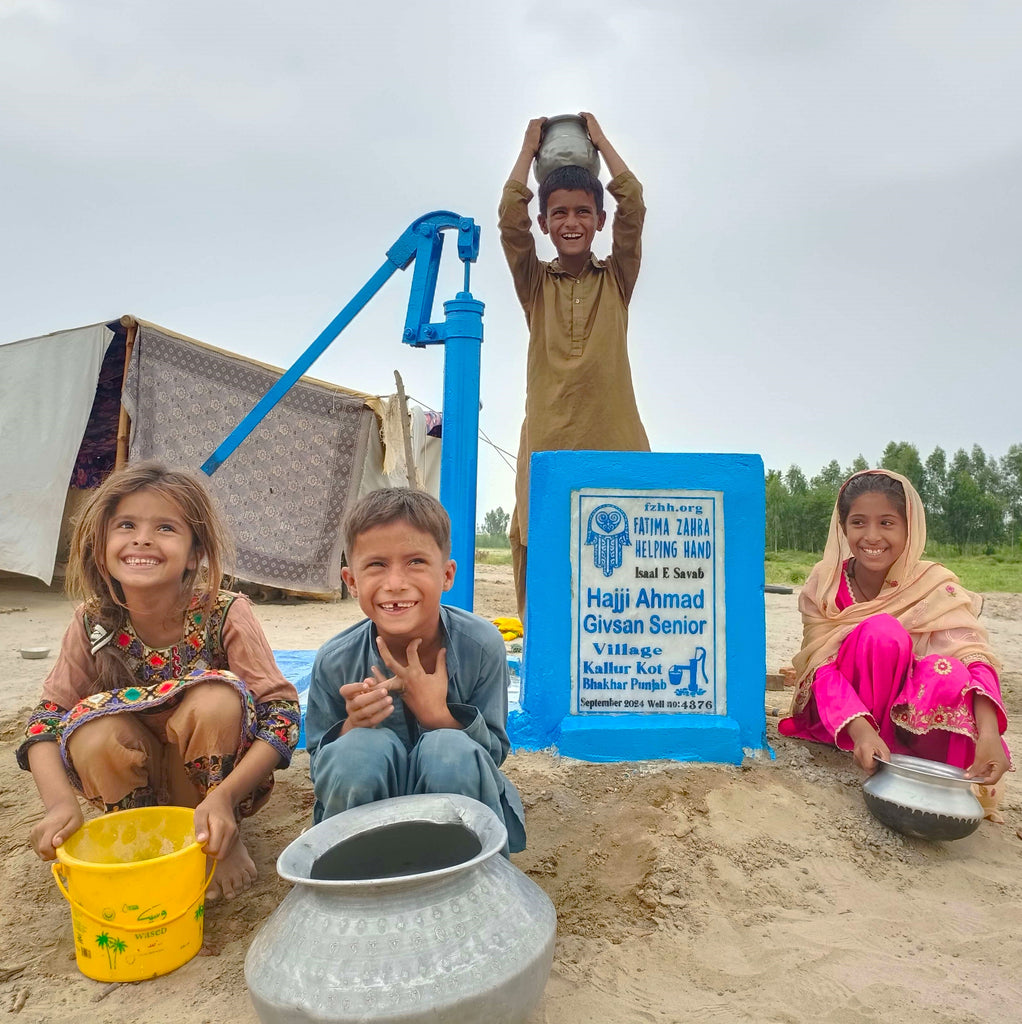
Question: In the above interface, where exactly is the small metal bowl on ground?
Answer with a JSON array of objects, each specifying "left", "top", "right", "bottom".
[
  {"left": 862, "top": 753, "right": 984, "bottom": 841},
  {"left": 20, "top": 647, "right": 51, "bottom": 660}
]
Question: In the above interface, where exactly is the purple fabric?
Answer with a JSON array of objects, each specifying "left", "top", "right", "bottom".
[{"left": 69, "top": 326, "right": 125, "bottom": 489}]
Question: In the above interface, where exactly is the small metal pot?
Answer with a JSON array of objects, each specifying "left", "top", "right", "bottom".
[
  {"left": 862, "top": 753, "right": 984, "bottom": 841},
  {"left": 533, "top": 114, "right": 601, "bottom": 184}
]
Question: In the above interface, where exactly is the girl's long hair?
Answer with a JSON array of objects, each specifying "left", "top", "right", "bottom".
[{"left": 65, "top": 462, "right": 234, "bottom": 690}]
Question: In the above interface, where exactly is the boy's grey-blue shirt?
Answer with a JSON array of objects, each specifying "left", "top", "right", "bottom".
[{"left": 306, "top": 604, "right": 515, "bottom": 777}]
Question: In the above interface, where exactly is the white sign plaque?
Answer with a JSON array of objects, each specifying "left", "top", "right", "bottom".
[{"left": 570, "top": 489, "right": 726, "bottom": 715}]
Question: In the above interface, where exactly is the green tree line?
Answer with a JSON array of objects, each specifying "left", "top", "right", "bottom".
[{"left": 766, "top": 442, "right": 1022, "bottom": 553}]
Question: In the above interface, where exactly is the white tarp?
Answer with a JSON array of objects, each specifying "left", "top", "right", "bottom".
[
  {"left": 361, "top": 398, "right": 441, "bottom": 496},
  {"left": 0, "top": 324, "right": 113, "bottom": 583}
]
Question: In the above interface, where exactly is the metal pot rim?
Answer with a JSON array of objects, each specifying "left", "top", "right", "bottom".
[
  {"left": 873, "top": 753, "right": 973, "bottom": 787},
  {"left": 276, "top": 793, "right": 507, "bottom": 889}
]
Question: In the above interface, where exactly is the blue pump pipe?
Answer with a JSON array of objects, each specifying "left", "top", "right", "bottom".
[{"left": 200, "top": 212, "right": 484, "bottom": 610}]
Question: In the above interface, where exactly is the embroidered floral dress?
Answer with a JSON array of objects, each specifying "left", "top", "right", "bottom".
[
  {"left": 17, "top": 591, "right": 299, "bottom": 813},
  {"left": 779, "top": 563, "right": 1010, "bottom": 770}
]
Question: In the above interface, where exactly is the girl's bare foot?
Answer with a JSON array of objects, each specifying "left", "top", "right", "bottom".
[
  {"left": 205, "top": 838, "right": 258, "bottom": 900},
  {"left": 973, "top": 782, "right": 1006, "bottom": 824}
]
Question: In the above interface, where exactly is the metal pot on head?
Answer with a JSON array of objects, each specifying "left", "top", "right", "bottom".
[{"left": 534, "top": 114, "right": 602, "bottom": 184}]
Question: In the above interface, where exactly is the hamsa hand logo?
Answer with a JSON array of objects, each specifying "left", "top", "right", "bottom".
[{"left": 585, "top": 504, "right": 630, "bottom": 577}]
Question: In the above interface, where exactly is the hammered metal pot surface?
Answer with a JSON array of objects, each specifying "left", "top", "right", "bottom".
[
  {"left": 245, "top": 794, "right": 556, "bottom": 1024},
  {"left": 533, "top": 114, "right": 601, "bottom": 184},
  {"left": 862, "top": 753, "right": 984, "bottom": 841}
]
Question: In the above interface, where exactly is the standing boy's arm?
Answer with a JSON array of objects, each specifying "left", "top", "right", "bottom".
[
  {"left": 580, "top": 112, "right": 630, "bottom": 178},
  {"left": 510, "top": 117, "right": 546, "bottom": 186},
  {"left": 499, "top": 119, "right": 547, "bottom": 312},
  {"left": 497, "top": 116, "right": 548, "bottom": 309},
  {"left": 582, "top": 112, "right": 645, "bottom": 302}
]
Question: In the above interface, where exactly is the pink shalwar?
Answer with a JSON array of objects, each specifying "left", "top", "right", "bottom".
[{"left": 779, "top": 608, "right": 1008, "bottom": 769}]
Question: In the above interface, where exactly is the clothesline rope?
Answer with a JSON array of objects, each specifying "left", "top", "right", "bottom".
[{"left": 400, "top": 392, "right": 517, "bottom": 477}]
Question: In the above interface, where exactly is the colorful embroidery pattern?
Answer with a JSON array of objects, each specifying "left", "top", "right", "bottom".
[
  {"left": 102, "top": 595, "right": 231, "bottom": 685},
  {"left": 18, "top": 592, "right": 299, "bottom": 801},
  {"left": 105, "top": 786, "right": 157, "bottom": 813},
  {"left": 57, "top": 667, "right": 255, "bottom": 802},
  {"left": 892, "top": 701, "right": 976, "bottom": 739}
]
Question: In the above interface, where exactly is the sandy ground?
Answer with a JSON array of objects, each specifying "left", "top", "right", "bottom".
[{"left": 1, "top": 566, "right": 1020, "bottom": 1023}]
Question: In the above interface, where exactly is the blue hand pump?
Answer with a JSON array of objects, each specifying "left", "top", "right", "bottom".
[{"left": 200, "top": 212, "right": 484, "bottom": 611}]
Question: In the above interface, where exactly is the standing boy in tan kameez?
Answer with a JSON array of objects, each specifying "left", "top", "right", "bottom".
[{"left": 498, "top": 112, "right": 650, "bottom": 618}]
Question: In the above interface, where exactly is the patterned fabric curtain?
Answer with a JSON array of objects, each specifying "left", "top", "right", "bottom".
[{"left": 123, "top": 324, "right": 375, "bottom": 592}]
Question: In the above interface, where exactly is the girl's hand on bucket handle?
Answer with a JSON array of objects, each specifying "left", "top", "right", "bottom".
[
  {"left": 30, "top": 797, "right": 83, "bottom": 861},
  {"left": 194, "top": 789, "right": 238, "bottom": 860}
]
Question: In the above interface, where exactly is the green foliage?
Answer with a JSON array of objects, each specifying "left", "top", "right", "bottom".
[
  {"left": 767, "top": 441, "right": 1022, "bottom": 556},
  {"left": 764, "top": 546, "right": 1022, "bottom": 592},
  {"left": 475, "top": 546, "right": 513, "bottom": 565},
  {"left": 475, "top": 532, "right": 511, "bottom": 550},
  {"left": 479, "top": 506, "right": 510, "bottom": 537},
  {"left": 880, "top": 441, "right": 925, "bottom": 494},
  {"left": 763, "top": 550, "right": 817, "bottom": 586},
  {"left": 921, "top": 544, "right": 1022, "bottom": 592}
]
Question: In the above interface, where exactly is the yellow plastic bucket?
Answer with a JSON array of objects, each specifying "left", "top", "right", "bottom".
[{"left": 52, "top": 806, "right": 213, "bottom": 982}]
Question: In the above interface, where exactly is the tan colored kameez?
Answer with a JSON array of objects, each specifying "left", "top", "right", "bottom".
[{"left": 498, "top": 172, "right": 650, "bottom": 614}]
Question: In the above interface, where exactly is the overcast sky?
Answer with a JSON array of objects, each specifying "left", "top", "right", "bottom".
[{"left": 3, "top": 1, "right": 1020, "bottom": 518}]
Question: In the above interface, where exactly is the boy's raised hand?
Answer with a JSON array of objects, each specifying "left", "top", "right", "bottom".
[
  {"left": 376, "top": 636, "right": 458, "bottom": 731},
  {"left": 579, "top": 111, "right": 606, "bottom": 148},
  {"left": 339, "top": 675, "right": 395, "bottom": 731},
  {"left": 523, "top": 117, "right": 547, "bottom": 156},
  {"left": 579, "top": 111, "right": 629, "bottom": 177},
  {"left": 512, "top": 118, "right": 547, "bottom": 186}
]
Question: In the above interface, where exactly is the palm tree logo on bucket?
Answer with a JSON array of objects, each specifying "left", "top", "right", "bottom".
[{"left": 96, "top": 933, "right": 128, "bottom": 971}]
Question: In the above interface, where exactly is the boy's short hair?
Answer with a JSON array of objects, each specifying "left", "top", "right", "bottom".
[
  {"left": 539, "top": 165, "right": 604, "bottom": 216},
  {"left": 343, "top": 488, "right": 452, "bottom": 558}
]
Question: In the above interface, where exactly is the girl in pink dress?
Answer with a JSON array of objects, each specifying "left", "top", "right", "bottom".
[
  {"left": 17, "top": 463, "right": 299, "bottom": 897},
  {"left": 779, "top": 469, "right": 1010, "bottom": 818}
]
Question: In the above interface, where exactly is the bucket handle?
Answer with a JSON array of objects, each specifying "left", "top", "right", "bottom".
[{"left": 52, "top": 861, "right": 216, "bottom": 932}]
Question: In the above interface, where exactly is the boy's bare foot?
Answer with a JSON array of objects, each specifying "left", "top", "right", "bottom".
[{"left": 205, "top": 838, "right": 258, "bottom": 901}]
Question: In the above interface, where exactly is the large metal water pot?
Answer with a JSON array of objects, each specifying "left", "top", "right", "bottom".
[
  {"left": 862, "top": 753, "right": 984, "bottom": 840},
  {"left": 533, "top": 114, "right": 601, "bottom": 184},
  {"left": 245, "top": 794, "right": 556, "bottom": 1023}
]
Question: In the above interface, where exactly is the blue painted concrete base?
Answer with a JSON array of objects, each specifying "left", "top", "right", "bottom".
[
  {"left": 509, "top": 451, "right": 769, "bottom": 764},
  {"left": 556, "top": 714, "right": 743, "bottom": 763},
  {"left": 509, "top": 706, "right": 744, "bottom": 763}
]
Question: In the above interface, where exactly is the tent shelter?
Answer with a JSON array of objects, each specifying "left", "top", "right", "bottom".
[{"left": 0, "top": 316, "right": 439, "bottom": 592}]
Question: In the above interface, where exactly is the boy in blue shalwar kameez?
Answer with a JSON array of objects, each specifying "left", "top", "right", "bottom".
[{"left": 305, "top": 488, "right": 525, "bottom": 852}]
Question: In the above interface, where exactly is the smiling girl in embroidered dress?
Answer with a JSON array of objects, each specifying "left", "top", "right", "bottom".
[
  {"left": 17, "top": 463, "right": 299, "bottom": 898},
  {"left": 779, "top": 469, "right": 1011, "bottom": 818}
]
